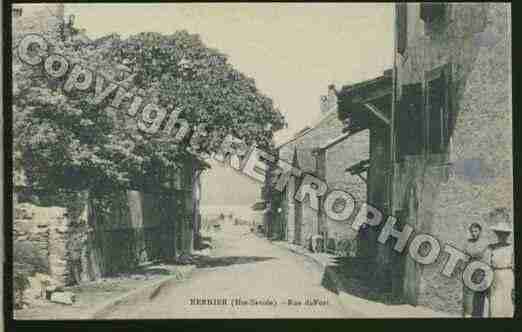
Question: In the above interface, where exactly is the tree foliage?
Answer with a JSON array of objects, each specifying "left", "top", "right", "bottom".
[{"left": 13, "top": 28, "right": 285, "bottom": 193}]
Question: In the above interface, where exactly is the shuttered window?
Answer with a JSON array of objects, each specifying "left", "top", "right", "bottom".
[
  {"left": 396, "top": 3, "right": 407, "bottom": 55},
  {"left": 397, "top": 83, "right": 424, "bottom": 159},
  {"left": 420, "top": 3, "right": 446, "bottom": 23},
  {"left": 427, "top": 75, "right": 444, "bottom": 154}
]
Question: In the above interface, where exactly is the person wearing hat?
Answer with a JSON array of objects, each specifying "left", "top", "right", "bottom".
[
  {"left": 462, "top": 222, "right": 489, "bottom": 317},
  {"left": 484, "top": 208, "right": 514, "bottom": 317}
]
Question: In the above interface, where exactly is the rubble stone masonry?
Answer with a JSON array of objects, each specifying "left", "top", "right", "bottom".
[
  {"left": 14, "top": 194, "right": 90, "bottom": 287},
  {"left": 394, "top": 3, "right": 511, "bottom": 314}
]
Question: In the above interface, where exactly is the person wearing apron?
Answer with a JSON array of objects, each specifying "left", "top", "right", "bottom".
[{"left": 484, "top": 209, "right": 514, "bottom": 318}]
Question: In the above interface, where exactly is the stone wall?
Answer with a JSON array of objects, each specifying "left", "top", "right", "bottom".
[
  {"left": 14, "top": 203, "right": 59, "bottom": 269},
  {"left": 324, "top": 130, "right": 369, "bottom": 253},
  {"left": 13, "top": 194, "right": 90, "bottom": 287},
  {"left": 394, "top": 3, "right": 512, "bottom": 313},
  {"left": 13, "top": 187, "right": 192, "bottom": 286}
]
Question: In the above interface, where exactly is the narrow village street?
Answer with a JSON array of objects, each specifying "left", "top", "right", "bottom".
[
  {"left": 100, "top": 221, "right": 353, "bottom": 318},
  {"left": 10, "top": 4, "right": 514, "bottom": 325}
]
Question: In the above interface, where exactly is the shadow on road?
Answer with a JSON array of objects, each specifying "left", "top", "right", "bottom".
[
  {"left": 191, "top": 255, "right": 277, "bottom": 268},
  {"left": 195, "top": 242, "right": 212, "bottom": 250},
  {"left": 321, "top": 256, "right": 401, "bottom": 305},
  {"left": 194, "top": 234, "right": 213, "bottom": 250},
  {"left": 132, "top": 266, "right": 173, "bottom": 276},
  {"left": 200, "top": 236, "right": 212, "bottom": 243},
  {"left": 108, "top": 263, "right": 176, "bottom": 278}
]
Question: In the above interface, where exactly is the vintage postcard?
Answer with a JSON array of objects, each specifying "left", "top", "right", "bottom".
[{"left": 8, "top": 2, "right": 513, "bottom": 321}]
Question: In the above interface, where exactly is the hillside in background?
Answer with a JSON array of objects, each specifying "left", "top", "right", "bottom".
[{"left": 200, "top": 160, "right": 262, "bottom": 210}]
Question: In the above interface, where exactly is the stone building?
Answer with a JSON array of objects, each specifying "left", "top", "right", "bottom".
[
  {"left": 392, "top": 3, "right": 512, "bottom": 313},
  {"left": 339, "top": 3, "right": 512, "bottom": 314},
  {"left": 268, "top": 84, "right": 371, "bottom": 253}
]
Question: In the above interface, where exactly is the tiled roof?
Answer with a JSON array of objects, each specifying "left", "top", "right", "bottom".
[{"left": 276, "top": 109, "right": 338, "bottom": 150}]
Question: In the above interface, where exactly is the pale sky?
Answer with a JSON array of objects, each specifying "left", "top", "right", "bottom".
[
  {"left": 66, "top": 3, "right": 394, "bottom": 143},
  {"left": 65, "top": 3, "right": 394, "bottom": 207}
]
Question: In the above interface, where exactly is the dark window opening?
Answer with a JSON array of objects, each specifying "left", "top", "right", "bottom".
[
  {"left": 426, "top": 73, "right": 448, "bottom": 154},
  {"left": 397, "top": 83, "right": 424, "bottom": 159},
  {"left": 396, "top": 3, "right": 408, "bottom": 55},
  {"left": 420, "top": 3, "right": 446, "bottom": 23}
]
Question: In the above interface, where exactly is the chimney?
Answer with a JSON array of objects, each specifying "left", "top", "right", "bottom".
[{"left": 320, "top": 84, "right": 338, "bottom": 114}]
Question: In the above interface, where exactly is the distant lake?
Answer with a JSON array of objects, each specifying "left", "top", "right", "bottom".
[{"left": 200, "top": 204, "right": 263, "bottom": 222}]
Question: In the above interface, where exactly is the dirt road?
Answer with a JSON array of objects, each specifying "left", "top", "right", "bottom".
[{"left": 102, "top": 223, "right": 353, "bottom": 318}]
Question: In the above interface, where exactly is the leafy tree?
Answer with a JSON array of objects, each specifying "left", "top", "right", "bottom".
[{"left": 13, "top": 28, "right": 285, "bottom": 195}]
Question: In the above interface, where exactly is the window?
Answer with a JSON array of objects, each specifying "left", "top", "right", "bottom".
[
  {"left": 396, "top": 66, "right": 452, "bottom": 161},
  {"left": 425, "top": 65, "right": 451, "bottom": 154},
  {"left": 396, "top": 3, "right": 408, "bottom": 55},
  {"left": 426, "top": 75, "right": 445, "bottom": 153},
  {"left": 397, "top": 83, "right": 424, "bottom": 160},
  {"left": 420, "top": 4, "right": 446, "bottom": 23}
]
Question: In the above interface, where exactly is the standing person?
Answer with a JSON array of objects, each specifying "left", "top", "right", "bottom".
[
  {"left": 462, "top": 223, "right": 489, "bottom": 317},
  {"left": 484, "top": 208, "right": 514, "bottom": 318}
]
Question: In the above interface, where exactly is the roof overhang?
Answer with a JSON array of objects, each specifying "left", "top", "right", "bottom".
[
  {"left": 251, "top": 201, "right": 268, "bottom": 211},
  {"left": 346, "top": 159, "right": 371, "bottom": 183},
  {"left": 318, "top": 132, "right": 351, "bottom": 151},
  {"left": 337, "top": 70, "right": 393, "bottom": 132},
  {"left": 346, "top": 159, "right": 370, "bottom": 175}
]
